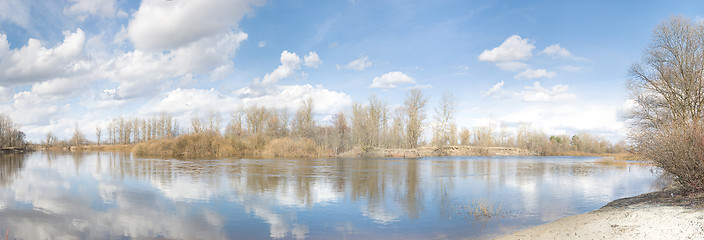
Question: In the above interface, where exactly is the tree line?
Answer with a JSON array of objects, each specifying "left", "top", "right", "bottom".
[{"left": 52, "top": 88, "right": 624, "bottom": 157}]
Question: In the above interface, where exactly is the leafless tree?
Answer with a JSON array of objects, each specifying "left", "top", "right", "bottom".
[
  {"left": 628, "top": 16, "right": 704, "bottom": 190},
  {"left": 293, "top": 97, "right": 315, "bottom": 139},
  {"left": 96, "top": 125, "right": 102, "bottom": 145},
  {"left": 404, "top": 89, "right": 428, "bottom": 148},
  {"left": 433, "top": 92, "right": 456, "bottom": 148}
]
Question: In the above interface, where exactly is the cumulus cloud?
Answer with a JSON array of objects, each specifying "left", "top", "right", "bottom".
[
  {"left": 514, "top": 68, "right": 557, "bottom": 79},
  {"left": 9, "top": 91, "right": 63, "bottom": 125},
  {"left": 543, "top": 44, "right": 574, "bottom": 59},
  {"left": 255, "top": 51, "right": 302, "bottom": 86},
  {"left": 100, "top": 31, "right": 248, "bottom": 99},
  {"left": 337, "top": 55, "right": 371, "bottom": 71},
  {"left": 478, "top": 35, "right": 534, "bottom": 62},
  {"left": 31, "top": 77, "right": 91, "bottom": 98},
  {"left": 483, "top": 80, "right": 505, "bottom": 97},
  {"left": 127, "top": 0, "right": 264, "bottom": 51},
  {"left": 143, "top": 84, "right": 352, "bottom": 116},
  {"left": 369, "top": 71, "right": 416, "bottom": 89},
  {"left": 0, "top": 29, "right": 89, "bottom": 87},
  {"left": 518, "top": 82, "right": 575, "bottom": 102},
  {"left": 65, "top": 0, "right": 117, "bottom": 18},
  {"left": 303, "top": 52, "right": 322, "bottom": 68}
]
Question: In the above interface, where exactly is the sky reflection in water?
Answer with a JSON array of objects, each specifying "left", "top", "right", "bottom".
[{"left": 0, "top": 152, "right": 659, "bottom": 239}]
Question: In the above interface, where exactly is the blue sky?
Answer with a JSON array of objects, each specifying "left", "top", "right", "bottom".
[{"left": 0, "top": 0, "right": 702, "bottom": 142}]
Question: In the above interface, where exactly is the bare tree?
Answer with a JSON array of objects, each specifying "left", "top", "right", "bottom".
[
  {"left": 226, "top": 110, "right": 245, "bottom": 138},
  {"left": 71, "top": 123, "right": 85, "bottom": 146},
  {"left": 96, "top": 125, "right": 102, "bottom": 146},
  {"left": 459, "top": 127, "right": 471, "bottom": 146},
  {"left": 433, "top": 92, "right": 456, "bottom": 148},
  {"left": 206, "top": 110, "right": 222, "bottom": 134},
  {"left": 331, "top": 112, "right": 349, "bottom": 153},
  {"left": 0, "top": 114, "right": 26, "bottom": 149},
  {"left": 404, "top": 89, "right": 428, "bottom": 148},
  {"left": 191, "top": 115, "right": 204, "bottom": 133},
  {"left": 293, "top": 97, "right": 315, "bottom": 139},
  {"left": 628, "top": 16, "right": 704, "bottom": 190}
]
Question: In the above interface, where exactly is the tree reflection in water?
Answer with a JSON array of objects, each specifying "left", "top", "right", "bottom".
[
  {"left": 0, "top": 153, "right": 25, "bottom": 187},
  {"left": 0, "top": 152, "right": 657, "bottom": 239}
]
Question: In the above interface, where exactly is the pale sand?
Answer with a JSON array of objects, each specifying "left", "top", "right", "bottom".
[{"left": 497, "top": 189, "right": 704, "bottom": 240}]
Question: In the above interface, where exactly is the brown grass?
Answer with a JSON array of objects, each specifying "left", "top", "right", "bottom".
[
  {"left": 133, "top": 133, "right": 328, "bottom": 159},
  {"left": 594, "top": 153, "right": 649, "bottom": 167},
  {"left": 133, "top": 132, "right": 237, "bottom": 159},
  {"left": 261, "top": 137, "right": 324, "bottom": 158},
  {"left": 456, "top": 197, "right": 503, "bottom": 221}
]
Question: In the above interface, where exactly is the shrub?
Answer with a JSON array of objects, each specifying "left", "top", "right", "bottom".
[
  {"left": 637, "top": 123, "right": 704, "bottom": 191},
  {"left": 262, "top": 137, "right": 321, "bottom": 158}
]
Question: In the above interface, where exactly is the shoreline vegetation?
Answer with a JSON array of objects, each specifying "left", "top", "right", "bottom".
[{"left": 12, "top": 90, "right": 627, "bottom": 159}]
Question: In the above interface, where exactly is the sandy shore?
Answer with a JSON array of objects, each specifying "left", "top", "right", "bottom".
[{"left": 497, "top": 186, "right": 704, "bottom": 240}]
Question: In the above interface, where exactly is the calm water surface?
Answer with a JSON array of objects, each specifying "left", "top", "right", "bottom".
[{"left": 0, "top": 152, "right": 659, "bottom": 239}]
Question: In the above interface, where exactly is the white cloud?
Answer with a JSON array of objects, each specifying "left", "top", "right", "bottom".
[
  {"left": 258, "top": 41, "right": 266, "bottom": 48},
  {"left": 543, "top": 44, "right": 573, "bottom": 58},
  {"left": 31, "top": 77, "right": 90, "bottom": 98},
  {"left": 0, "top": 0, "right": 30, "bottom": 28},
  {"left": 518, "top": 82, "right": 575, "bottom": 102},
  {"left": 143, "top": 84, "right": 352, "bottom": 116},
  {"left": 478, "top": 35, "right": 534, "bottom": 62},
  {"left": 514, "top": 68, "right": 557, "bottom": 80},
  {"left": 369, "top": 71, "right": 416, "bottom": 89},
  {"left": 255, "top": 50, "right": 302, "bottom": 86},
  {"left": 502, "top": 104, "right": 624, "bottom": 138},
  {"left": 241, "top": 84, "right": 352, "bottom": 114},
  {"left": 9, "top": 91, "right": 63, "bottom": 125},
  {"left": 337, "top": 55, "right": 371, "bottom": 71},
  {"left": 65, "top": 0, "right": 116, "bottom": 18},
  {"left": 127, "top": 0, "right": 264, "bottom": 51},
  {"left": 0, "top": 29, "right": 89, "bottom": 87},
  {"left": 483, "top": 80, "right": 505, "bottom": 97},
  {"left": 304, "top": 52, "right": 322, "bottom": 68},
  {"left": 100, "top": 31, "right": 247, "bottom": 99}
]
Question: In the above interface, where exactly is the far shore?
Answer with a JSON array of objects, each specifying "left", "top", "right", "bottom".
[
  {"left": 23, "top": 144, "right": 638, "bottom": 160},
  {"left": 496, "top": 184, "right": 704, "bottom": 240}
]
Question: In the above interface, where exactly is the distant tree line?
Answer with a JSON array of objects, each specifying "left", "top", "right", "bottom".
[
  {"left": 36, "top": 88, "right": 624, "bottom": 157},
  {"left": 127, "top": 88, "right": 623, "bottom": 158}
]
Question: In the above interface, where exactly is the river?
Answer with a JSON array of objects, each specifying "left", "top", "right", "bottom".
[{"left": 0, "top": 152, "right": 659, "bottom": 239}]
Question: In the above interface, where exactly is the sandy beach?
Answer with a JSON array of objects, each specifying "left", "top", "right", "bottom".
[{"left": 497, "top": 186, "right": 704, "bottom": 240}]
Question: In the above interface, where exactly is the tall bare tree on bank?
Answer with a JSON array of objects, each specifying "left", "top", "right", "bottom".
[
  {"left": 433, "top": 92, "right": 456, "bottom": 148},
  {"left": 96, "top": 125, "right": 102, "bottom": 146},
  {"left": 404, "top": 89, "right": 428, "bottom": 148},
  {"left": 293, "top": 97, "right": 315, "bottom": 139},
  {"left": 628, "top": 16, "right": 704, "bottom": 190},
  {"left": 71, "top": 123, "right": 85, "bottom": 146},
  {"left": 331, "top": 112, "right": 349, "bottom": 153}
]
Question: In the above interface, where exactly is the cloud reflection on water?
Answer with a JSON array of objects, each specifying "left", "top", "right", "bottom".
[{"left": 0, "top": 153, "right": 657, "bottom": 239}]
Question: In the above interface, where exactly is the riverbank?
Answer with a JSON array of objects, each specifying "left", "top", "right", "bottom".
[
  {"left": 496, "top": 184, "right": 704, "bottom": 240},
  {"left": 337, "top": 146, "right": 534, "bottom": 158}
]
